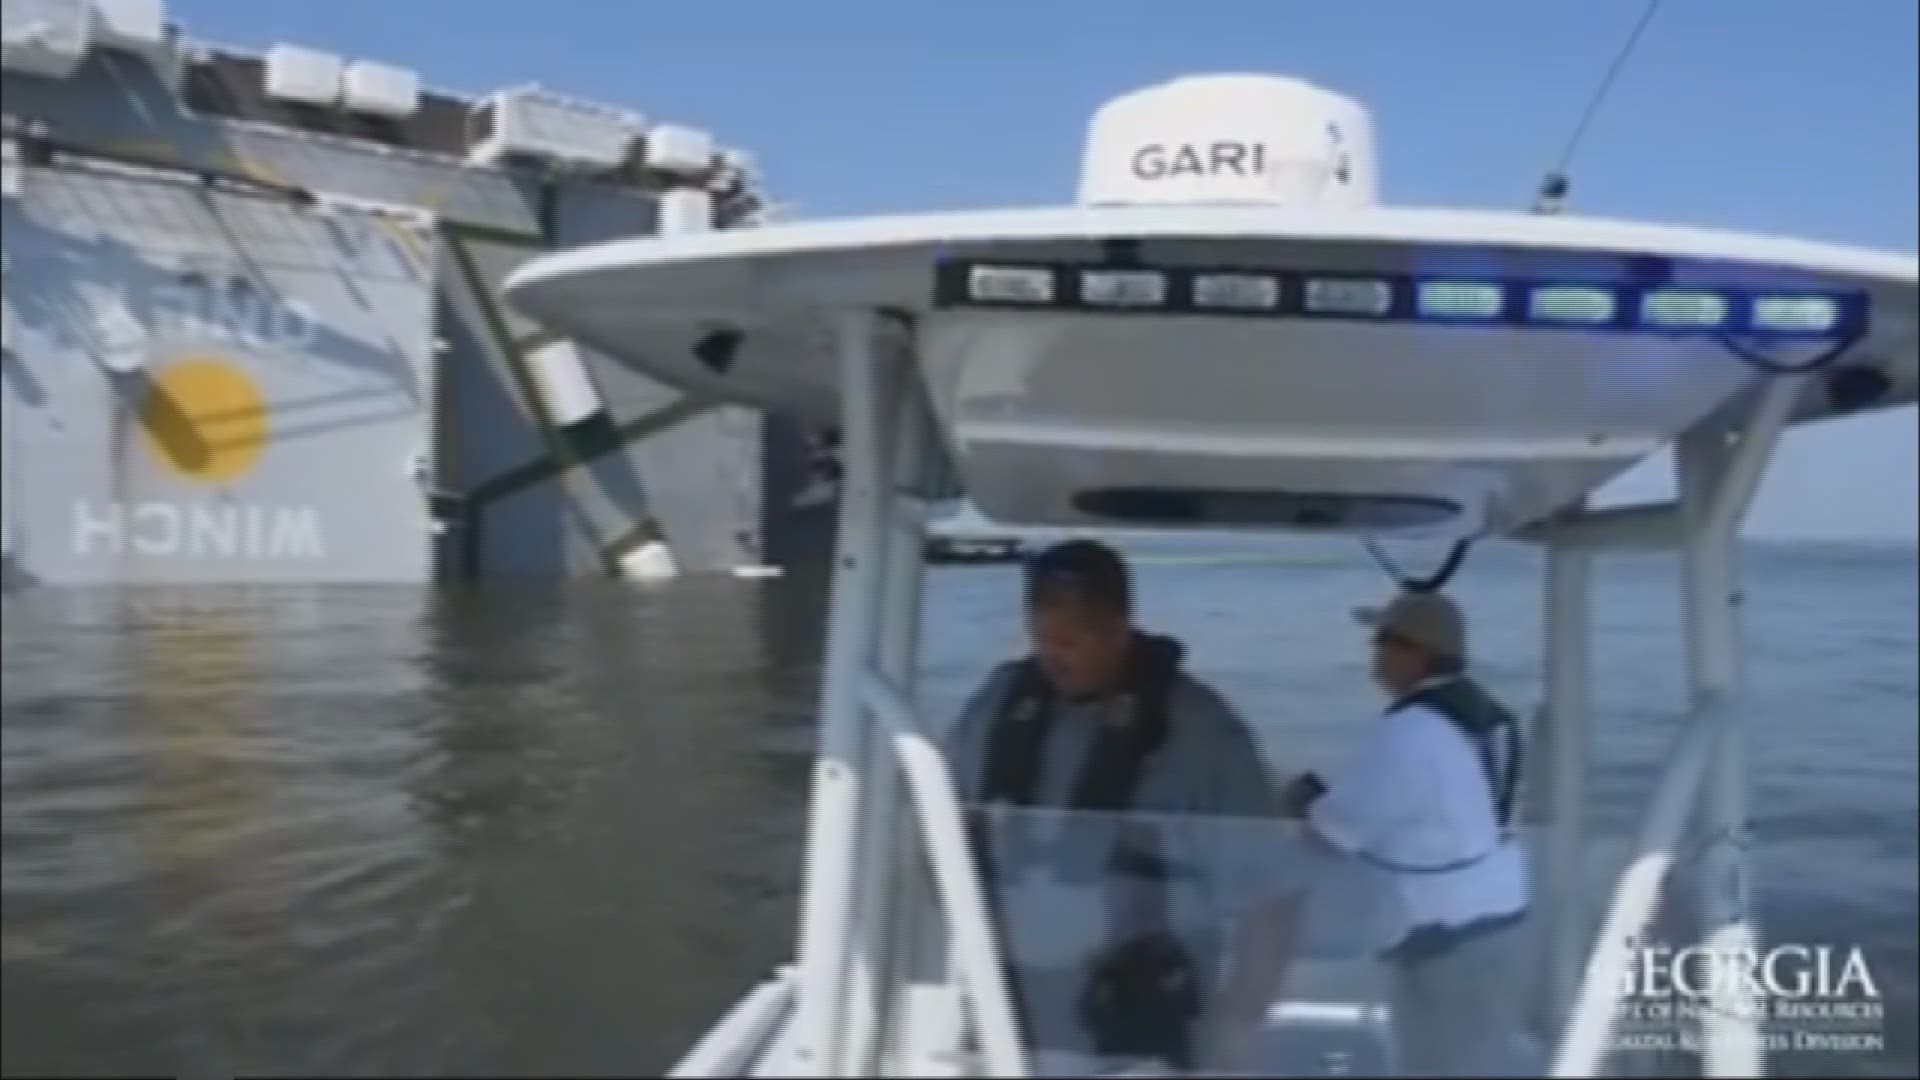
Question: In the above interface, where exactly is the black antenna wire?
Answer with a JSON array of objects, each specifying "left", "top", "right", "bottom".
[
  {"left": 1363, "top": 4, "right": 1660, "bottom": 588},
  {"left": 1533, "top": 0, "right": 1664, "bottom": 213},
  {"left": 1362, "top": 536, "right": 1473, "bottom": 594}
]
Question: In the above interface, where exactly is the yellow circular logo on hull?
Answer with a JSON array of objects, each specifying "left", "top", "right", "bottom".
[{"left": 137, "top": 357, "right": 269, "bottom": 484}]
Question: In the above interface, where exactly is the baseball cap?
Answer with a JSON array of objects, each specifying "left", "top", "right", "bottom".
[{"left": 1355, "top": 589, "right": 1467, "bottom": 661}]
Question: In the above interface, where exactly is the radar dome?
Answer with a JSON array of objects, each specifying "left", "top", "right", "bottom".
[{"left": 1076, "top": 74, "right": 1378, "bottom": 208}]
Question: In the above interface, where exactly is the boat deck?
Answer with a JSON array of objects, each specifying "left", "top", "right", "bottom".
[{"left": 712, "top": 957, "right": 1559, "bottom": 1078}]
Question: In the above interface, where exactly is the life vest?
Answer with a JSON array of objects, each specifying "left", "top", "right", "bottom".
[
  {"left": 1341, "top": 676, "right": 1523, "bottom": 877},
  {"left": 1392, "top": 677, "right": 1523, "bottom": 833},
  {"left": 971, "top": 632, "right": 1203, "bottom": 1067},
  {"left": 978, "top": 631, "right": 1184, "bottom": 812}
]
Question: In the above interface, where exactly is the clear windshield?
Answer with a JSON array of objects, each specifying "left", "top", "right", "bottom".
[{"left": 965, "top": 801, "right": 1407, "bottom": 1077}]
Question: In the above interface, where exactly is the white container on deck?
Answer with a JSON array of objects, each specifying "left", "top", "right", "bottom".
[
  {"left": 2, "top": 0, "right": 94, "bottom": 80},
  {"left": 658, "top": 188, "right": 714, "bottom": 235},
  {"left": 523, "top": 339, "right": 607, "bottom": 428},
  {"left": 341, "top": 60, "right": 420, "bottom": 119},
  {"left": 646, "top": 124, "right": 715, "bottom": 178},
  {"left": 468, "top": 85, "right": 642, "bottom": 170},
  {"left": 263, "top": 43, "right": 343, "bottom": 108},
  {"left": 89, "top": 0, "right": 166, "bottom": 57}
]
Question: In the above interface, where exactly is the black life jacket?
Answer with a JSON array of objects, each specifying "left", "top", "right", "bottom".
[
  {"left": 978, "top": 631, "right": 1185, "bottom": 813},
  {"left": 1390, "top": 676, "right": 1524, "bottom": 833},
  {"left": 971, "top": 633, "right": 1203, "bottom": 1066}
]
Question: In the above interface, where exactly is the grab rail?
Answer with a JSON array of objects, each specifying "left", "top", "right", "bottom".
[
  {"left": 1550, "top": 695, "right": 1732, "bottom": 1076},
  {"left": 861, "top": 673, "right": 1031, "bottom": 1079},
  {"left": 671, "top": 967, "right": 798, "bottom": 1078}
]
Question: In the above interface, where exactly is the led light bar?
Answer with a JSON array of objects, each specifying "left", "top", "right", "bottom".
[
  {"left": 930, "top": 257, "right": 1868, "bottom": 338},
  {"left": 1417, "top": 281, "right": 1505, "bottom": 320},
  {"left": 1530, "top": 286, "right": 1617, "bottom": 325},
  {"left": 1304, "top": 277, "right": 1393, "bottom": 317},
  {"left": 1079, "top": 269, "right": 1166, "bottom": 308},
  {"left": 1751, "top": 295, "right": 1840, "bottom": 334},
  {"left": 1191, "top": 273, "right": 1282, "bottom": 311},
  {"left": 967, "top": 264, "right": 1055, "bottom": 305},
  {"left": 1642, "top": 290, "right": 1729, "bottom": 329}
]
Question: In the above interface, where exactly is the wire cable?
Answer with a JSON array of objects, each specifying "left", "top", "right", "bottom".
[
  {"left": 1532, "top": 0, "right": 1664, "bottom": 213},
  {"left": 1362, "top": 536, "right": 1474, "bottom": 594},
  {"left": 1716, "top": 331, "right": 1863, "bottom": 376}
]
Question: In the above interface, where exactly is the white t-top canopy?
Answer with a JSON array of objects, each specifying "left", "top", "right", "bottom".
[
  {"left": 501, "top": 204, "right": 1915, "bottom": 538},
  {"left": 502, "top": 73, "right": 1914, "bottom": 538}
]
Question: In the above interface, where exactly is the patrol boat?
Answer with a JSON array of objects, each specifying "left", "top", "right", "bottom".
[
  {"left": 504, "top": 74, "right": 1917, "bottom": 1077},
  {"left": 1, "top": 0, "right": 833, "bottom": 586}
]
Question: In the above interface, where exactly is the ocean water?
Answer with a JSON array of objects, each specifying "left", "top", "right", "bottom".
[{"left": 2, "top": 540, "right": 1914, "bottom": 1077}]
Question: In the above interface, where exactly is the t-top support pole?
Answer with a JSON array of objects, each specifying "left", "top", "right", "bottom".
[
  {"left": 790, "top": 309, "right": 906, "bottom": 1077},
  {"left": 1540, "top": 528, "right": 1595, "bottom": 1029},
  {"left": 841, "top": 340, "right": 936, "bottom": 1077},
  {"left": 1678, "top": 375, "right": 1804, "bottom": 1078}
]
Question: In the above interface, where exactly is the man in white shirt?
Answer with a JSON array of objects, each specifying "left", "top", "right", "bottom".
[{"left": 1281, "top": 589, "right": 1529, "bottom": 1077}]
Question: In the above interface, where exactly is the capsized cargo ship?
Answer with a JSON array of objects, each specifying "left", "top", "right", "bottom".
[{"left": 0, "top": 0, "right": 839, "bottom": 587}]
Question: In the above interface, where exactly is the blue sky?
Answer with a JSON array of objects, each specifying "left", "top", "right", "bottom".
[{"left": 174, "top": 0, "right": 1920, "bottom": 539}]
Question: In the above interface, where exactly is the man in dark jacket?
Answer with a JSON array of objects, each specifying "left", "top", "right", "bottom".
[{"left": 947, "top": 538, "right": 1300, "bottom": 1074}]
